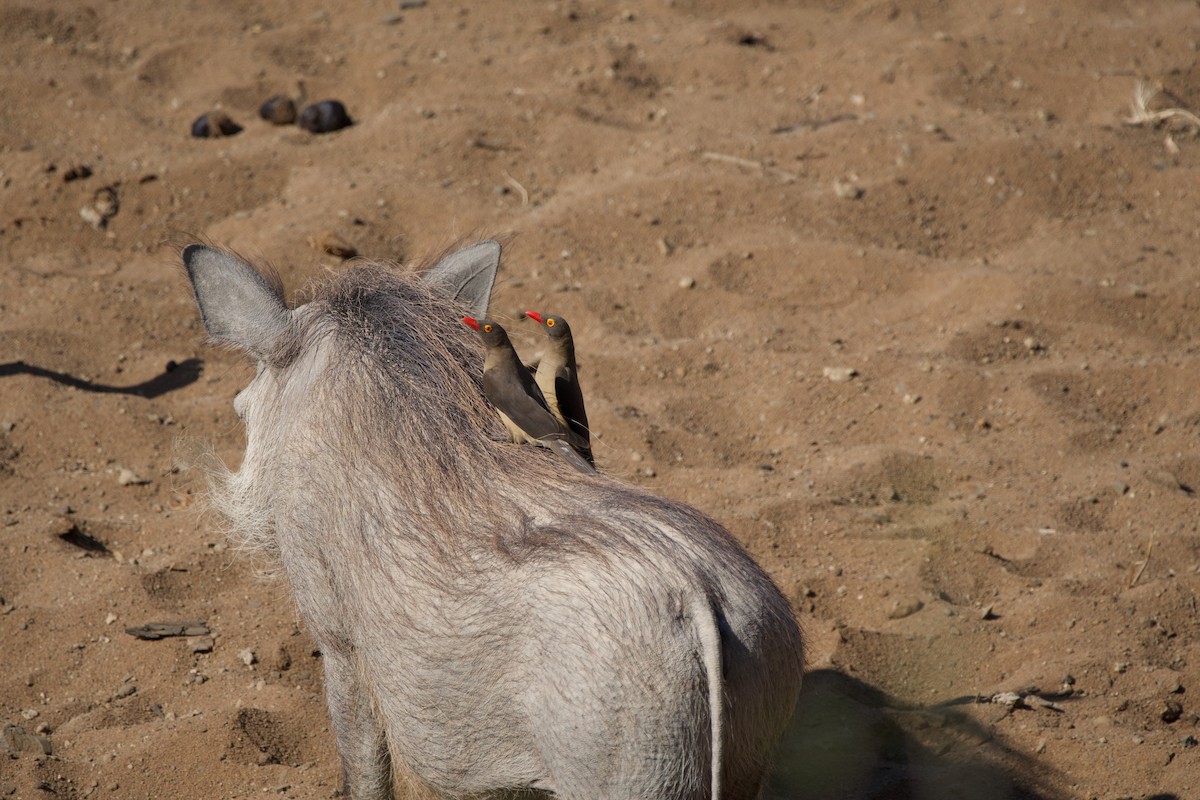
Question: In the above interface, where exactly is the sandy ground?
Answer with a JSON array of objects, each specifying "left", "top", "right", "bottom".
[{"left": 3, "top": 1, "right": 1200, "bottom": 798}]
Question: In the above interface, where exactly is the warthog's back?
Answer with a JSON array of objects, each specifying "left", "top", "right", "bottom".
[{"left": 183, "top": 245, "right": 803, "bottom": 800}]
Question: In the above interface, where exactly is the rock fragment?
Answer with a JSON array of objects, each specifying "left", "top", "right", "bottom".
[
  {"left": 191, "top": 111, "right": 242, "bottom": 138},
  {"left": 823, "top": 367, "right": 858, "bottom": 382},
  {"left": 125, "top": 621, "right": 210, "bottom": 640},
  {"left": 1, "top": 725, "right": 51, "bottom": 756},
  {"left": 258, "top": 95, "right": 297, "bottom": 125},
  {"left": 299, "top": 100, "right": 352, "bottom": 133}
]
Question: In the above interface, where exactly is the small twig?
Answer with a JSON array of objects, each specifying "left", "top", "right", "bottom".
[
  {"left": 699, "top": 151, "right": 797, "bottom": 183},
  {"left": 1123, "top": 81, "right": 1200, "bottom": 130},
  {"left": 701, "top": 151, "right": 763, "bottom": 170},
  {"left": 501, "top": 170, "right": 529, "bottom": 205},
  {"left": 771, "top": 113, "right": 858, "bottom": 135},
  {"left": 1127, "top": 539, "right": 1154, "bottom": 588}
]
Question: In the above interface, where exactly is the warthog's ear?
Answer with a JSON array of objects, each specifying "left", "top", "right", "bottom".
[
  {"left": 182, "top": 245, "right": 291, "bottom": 358},
  {"left": 422, "top": 240, "right": 500, "bottom": 318}
]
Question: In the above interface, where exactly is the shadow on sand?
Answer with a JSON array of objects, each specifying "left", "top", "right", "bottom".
[
  {"left": 0, "top": 358, "right": 203, "bottom": 399},
  {"left": 767, "top": 669, "right": 1074, "bottom": 800}
]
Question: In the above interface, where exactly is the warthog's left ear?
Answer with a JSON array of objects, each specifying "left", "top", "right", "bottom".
[
  {"left": 422, "top": 240, "right": 500, "bottom": 319},
  {"left": 182, "top": 245, "right": 291, "bottom": 358}
]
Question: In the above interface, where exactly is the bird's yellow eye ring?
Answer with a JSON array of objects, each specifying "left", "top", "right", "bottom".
[
  {"left": 546, "top": 318, "right": 556, "bottom": 328},
  {"left": 483, "top": 324, "right": 493, "bottom": 333}
]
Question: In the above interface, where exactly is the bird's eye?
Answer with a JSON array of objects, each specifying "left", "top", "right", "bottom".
[
  {"left": 484, "top": 324, "right": 493, "bottom": 333},
  {"left": 546, "top": 318, "right": 556, "bottom": 328}
]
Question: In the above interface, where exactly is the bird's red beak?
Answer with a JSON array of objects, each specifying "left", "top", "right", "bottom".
[
  {"left": 525, "top": 311, "right": 543, "bottom": 324},
  {"left": 461, "top": 316, "right": 481, "bottom": 331}
]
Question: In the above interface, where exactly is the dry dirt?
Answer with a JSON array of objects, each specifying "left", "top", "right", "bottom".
[{"left": 2, "top": 1, "right": 1200, "bottom": 798}]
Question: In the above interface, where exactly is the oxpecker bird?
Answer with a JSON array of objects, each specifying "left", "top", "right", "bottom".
[
  {"left": 462, "top": 317, "right": 595, "bottom": 475},
  {"left": 524, "top": 311, "right": 592, "bottom": 465}
]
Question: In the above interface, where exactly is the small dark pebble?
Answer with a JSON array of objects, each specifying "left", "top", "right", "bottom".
[
  {"left": 191, "top": 111, "right": 243, "bottom": 138},
  {"left": 1162, "top": 699, "right": 1184, "bottom": 724},
  {"left": 259, "top": 94, "right": 297, "bottom": 125},
  {"left": 299, "top": 100, "right": 352, "bottom": 134},
  {"left": 62, "top": 164, "right": 93, "bottom": 182},
  {"left": 1183, "top": 734, "right": 1198, "bottom": 748}
]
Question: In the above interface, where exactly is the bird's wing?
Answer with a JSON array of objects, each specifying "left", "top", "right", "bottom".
[
  {"left": 547, "top": 437, "right": 598, "bottom": 474},
  {"left": 483, "top": 364, "right": 562, "bottom": 442}
]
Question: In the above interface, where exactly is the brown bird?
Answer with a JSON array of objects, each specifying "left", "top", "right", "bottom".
[
  {"left": 462, "top": 317, "right": 595, "bottom": 475},
  {"left": 524, "top": 311, "right": 592, "bottom": 465}
]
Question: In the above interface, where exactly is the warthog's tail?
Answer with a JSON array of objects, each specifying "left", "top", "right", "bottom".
[{"left": 692, "top": 594, "right": 724, "bottom": 800}]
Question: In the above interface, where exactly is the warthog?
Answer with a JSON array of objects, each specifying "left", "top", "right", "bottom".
[{"left": 181, "top": 241, "right": 803, "bottom": 800}]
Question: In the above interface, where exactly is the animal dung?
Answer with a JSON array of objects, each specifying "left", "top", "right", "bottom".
[
  {"left": 191, "top": 111, "right": 243, "bottom": 138},
  {"left": 259, "top": 94, "right": 297, "bottom": 125},
  {"left": 299, "top": 100, "right": 353, "bottom": 133}
]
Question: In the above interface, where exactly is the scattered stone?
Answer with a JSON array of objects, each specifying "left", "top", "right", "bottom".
[
  {"left": 1113, "top": 480, "right": 1130, "bottom": 495},
  {"left": 62, "top": 164, "right": 93, "bottom": 182},
  {"left": 902, "top": 393, "right": 921, "bottom": 404},
  {"left": 125, "top": 621, "right": 210, "bottom": 640},
  {"left": 980, "top": 603, "right": 997, "bottom": 620},
  {"left": 399, "top": 0, "right": 427, "bottom": 7},
  {"left": 189, "top": 636, "right": 215, "bottom": 654},
  {"left": 1112, "top": 661, "right": 1130, "bottom": 674},
  {"left": 832, "top": 178, "right": 864, "bottom": 199},
  {"left": 239, "top": 648, "right": 257, "bottom": 666},
  {"left": 80, "top": 186, "right": 120, "bottom": 230},
  {"left": 112, "top": 683, "right": 137, "bottom": 700},
  {"left": 886, "top": 598, "right": 924, "bottom": 619},
  {"left": 823, "top": 366, "right": 858, "bottom": 382},
  {"left": 258, "top": 94, "right": 297, "bottom": 125},
  {"left": 116, "top": 467, "right": 150, "bottom": 486},
  {"left": 1, "top": 724, "right": 52, "bottom": 756},
  {"left": 1161, "top": 699, "right": 1183, "bottom": 723},
  {"left": 678, "top": 276, "right": 695, "bottom": 289},
  {"left": 299, "top": 100, "right": 352, "bottom": 133},
  {"left": 93, "top": 186, "right": 119, "bottom": 217},
  {"left": 310, "top": 230, "right": 358, "bottom": 259},
  {"left": 20, "top": 709, "right": 37, "bottom": 720},
  {"left": 191, "top": 111, "right": 242, "bottom": 138}
]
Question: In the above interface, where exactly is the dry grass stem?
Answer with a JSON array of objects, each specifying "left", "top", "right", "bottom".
[
  {"left": 700, "top": 151, "right": 798, "bottom": 183},
  {"left": 1127, "top": 539, "right": 1154, "bottom": 589},
  {"left": 501, "top": 170, "right": 529, "bottom": 205},
  {"left": 1123, "top": 81, "right": 1200, "bottom": 130}
]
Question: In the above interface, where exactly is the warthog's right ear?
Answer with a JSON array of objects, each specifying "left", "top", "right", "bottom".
[
  {"left": 182, "top": 244, "right": 291, "bottom": 358},
  {"left": 422, "top": 240, "right": 500, "bottom": 319}
]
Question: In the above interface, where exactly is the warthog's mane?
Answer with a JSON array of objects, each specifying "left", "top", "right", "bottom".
[{"left": 208, "top": 256, "right": 756, "bottom": 596}]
